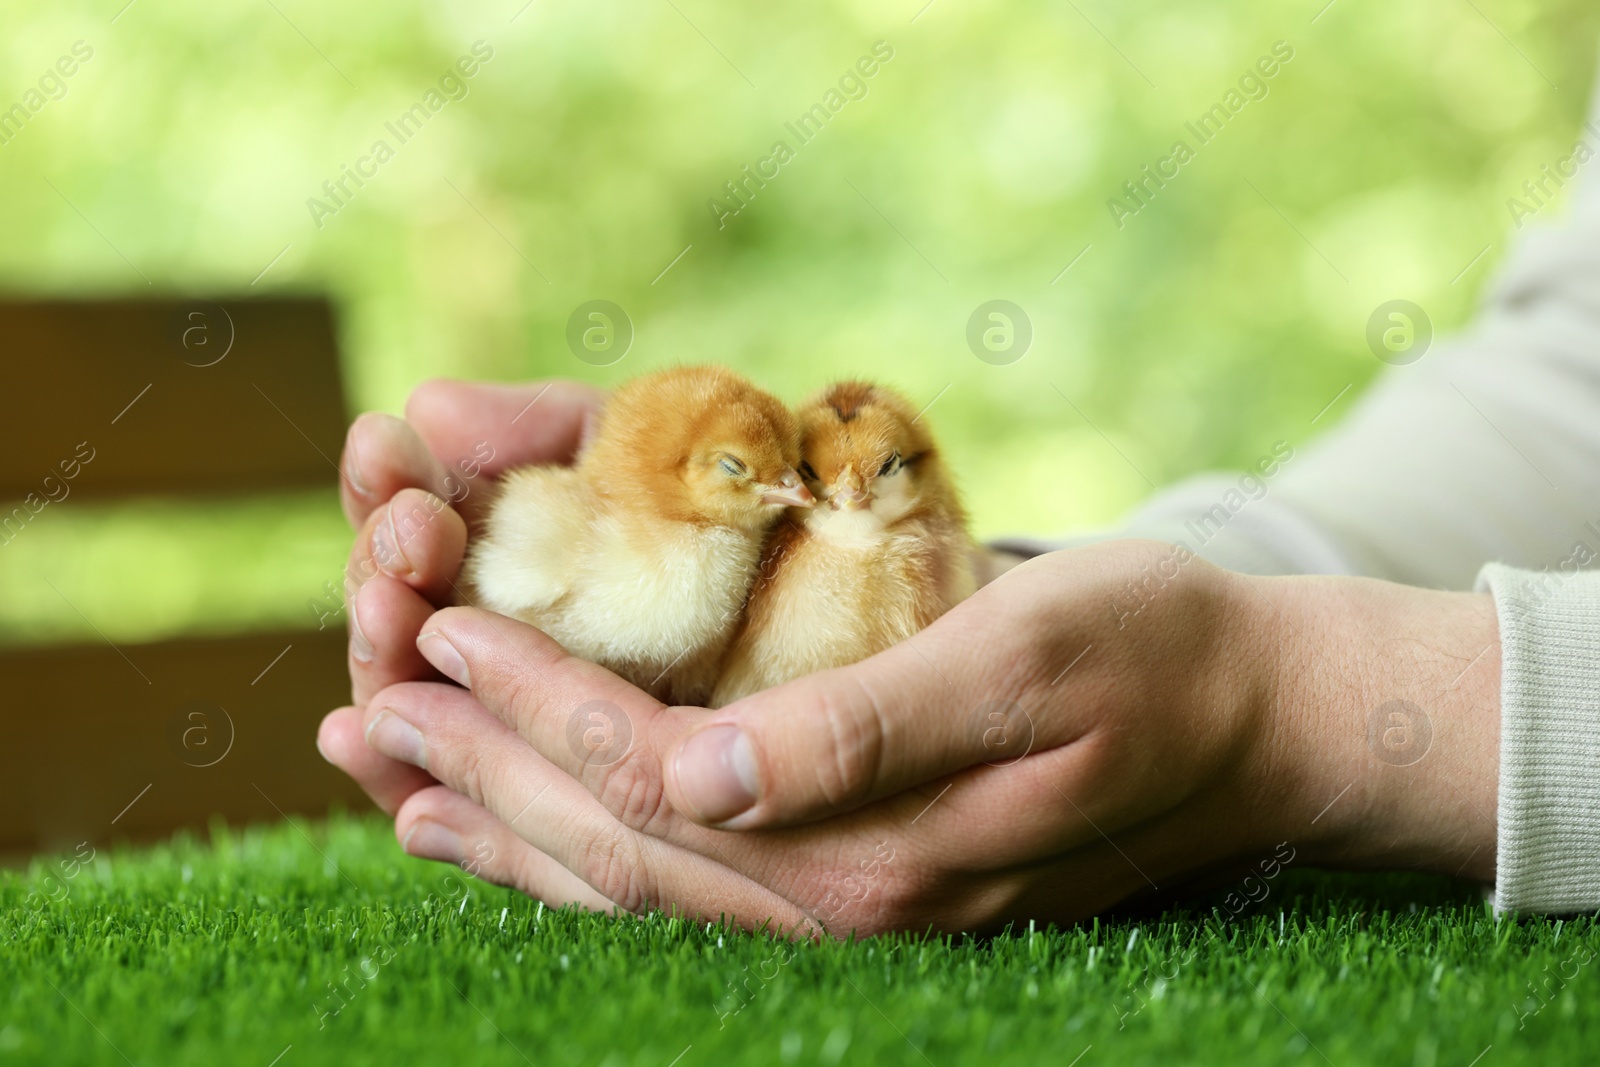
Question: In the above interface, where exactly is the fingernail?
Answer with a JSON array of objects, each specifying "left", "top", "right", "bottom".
[
  {"left": 349, "top": 592, "right": 374, "bottom": 663},
  {"left": 345, "top": 435, "right": 372, "bottom": 498},
  {"left": 672, "top": 724, "right": 760, "bottom": 824},
  {"left": 371, "top": 504, "right": 412, "bottom": 577},
  {"left": 315, "top": 735, "right": 333, "bottom": 764},
  {"left": 418, "top": 631, "right": 470, "bottom": 687},
  {"left": 402, "top": 819, "right": 463, "bottom": 864},
  {"left": 365, "top": 709, "right": 428, "bottom": 769}
]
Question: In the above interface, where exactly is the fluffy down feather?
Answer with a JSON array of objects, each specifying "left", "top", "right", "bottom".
[
  {"left": 711, "top": 381, "right": 976, "bottom": 707},
  {"left": 465, "top": 366, "right": 811, "bottom": 705}
]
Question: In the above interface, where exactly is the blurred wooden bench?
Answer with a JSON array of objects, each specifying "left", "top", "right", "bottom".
[{"left": 0, "top": 298, "right": 368, "bottom": 856}]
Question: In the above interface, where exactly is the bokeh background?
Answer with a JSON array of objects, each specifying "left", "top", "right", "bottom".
[{"left": 2, "top": 0, "right": 1597, "bottom": 650}]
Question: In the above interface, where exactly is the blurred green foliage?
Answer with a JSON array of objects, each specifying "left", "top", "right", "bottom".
[{"left": 2, "top": 0, "right": 1596, "bottom": 643}]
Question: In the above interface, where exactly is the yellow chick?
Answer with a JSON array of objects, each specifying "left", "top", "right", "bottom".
[
  {"left": 465, "top": 366, "right": 814, "bottom": 705},
  {"left": 711, "top": 381, "right": 976, "bottom": 707}
]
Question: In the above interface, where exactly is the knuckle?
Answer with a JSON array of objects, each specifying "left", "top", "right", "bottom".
[
  {"left": 581, "top": 827, "right": 651, "bottom": 914},
  {"left": 389, "top": 494, "right": 442, "bottom": 554},
  {"left": 841, "top": 863, "right": 939, "bottom": 936},
  {"left": 804, "top": 878, "right": 893, "bottom": 938},
  {"left": 595, "top": 753, "right": 673, "bottom": 836},
  {"left": 808, "top": 684, "right": 889, "bottom": 810},
  {"left": 347, "top": 514, "right": 385, "bottom": 583},
  {"left": 368, "top": 681, "right": 423, "bottom": 714},
  {"left": 439, "top": 731, "right": 497, "bottom": 812},
  {"left": 495, "top": 668, "right": 553, "bottom": 739}
]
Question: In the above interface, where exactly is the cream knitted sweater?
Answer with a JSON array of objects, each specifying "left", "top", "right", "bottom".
[{"left": 1021, "top": 80, "right": 1600, "bottom": 913}]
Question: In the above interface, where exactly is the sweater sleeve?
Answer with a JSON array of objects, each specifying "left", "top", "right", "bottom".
[{"left": 1479, "top": 563, "right": 1600, "bottom": 914}]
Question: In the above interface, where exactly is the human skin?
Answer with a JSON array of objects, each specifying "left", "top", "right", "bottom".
[{"left": 318, "top": 380, "right": 1503, "bottom": 935}]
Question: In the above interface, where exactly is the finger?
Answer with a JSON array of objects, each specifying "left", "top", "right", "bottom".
[
  {"left": 662, "top": 570, "right": 1079, "bottom": 830},
  {"left": 350, "top": 575, "right": 446, "bottom": 706},
  {"left": 393, "top": 785, "right": 615, "bottom": 912},
  {"left": 361, "top": 681, "right": 808, "bottom": 928},
  {"left": 318, "top": 706, "right": 435, "bottom": 816},
  {"left": 343, "top": 381, "right": 605, "bottom": 530},
  {"left": 904, "top": 744, "right": 1125, "bottom": 869},
  {"left": 340, "top": 413, "right": 455, "bottom": 528},
  {"left": 404, "top": 379, "right": 604, "bottom": 483},
  {"left": 347, "top": 488, "right": 469, "bottom": 607},
  {"left": 410, "top": 606, "right": 702, "bottom": 838},
  {"left": 406, "top": 608, "right": 917, "bottom": 917}
]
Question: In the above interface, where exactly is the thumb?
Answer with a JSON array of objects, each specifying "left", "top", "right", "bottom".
[
  {"left": 405, "top": 379, "right": 605, "bottom": 476},
  {"left": 664, "top": 632, "right": 1035, "bottom": 829}
]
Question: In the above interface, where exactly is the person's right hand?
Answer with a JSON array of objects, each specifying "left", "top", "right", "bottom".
[
  {"left": 349, "top": 538, "right": 1503, "bottom": 935},
  {"left": 318, "top": 378, "right": 604, "bottom": 816}
]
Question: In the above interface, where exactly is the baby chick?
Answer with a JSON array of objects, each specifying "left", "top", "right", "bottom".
[
  {"left": 465, "top": 366, "right": 813, "bottom": 705},
  {"left": 711, "top": 381, "right": 976, "bottom": 707}
]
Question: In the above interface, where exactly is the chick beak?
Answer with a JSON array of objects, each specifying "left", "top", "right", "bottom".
[
  {"left": 761, "top": 469, "right": 815, "bottom": 508},
  {"left": 829, "top": 470, "right": 871, "bottom": 512}
]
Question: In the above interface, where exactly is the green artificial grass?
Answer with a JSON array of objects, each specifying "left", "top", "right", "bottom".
[{"left": 3, "top": 814, "right": 1596, "bottom": 1066}]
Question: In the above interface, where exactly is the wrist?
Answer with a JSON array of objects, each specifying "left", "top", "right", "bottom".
[{"left": 1244, "top": 573, "right": 1501, "bottom": 881}]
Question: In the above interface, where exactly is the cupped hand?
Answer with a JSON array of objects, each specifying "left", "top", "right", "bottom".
[
  {"left": 352, "top": 538, "right": 1503, "bottom": 933},
  {"left": 317, "top": 378, "right": 604, "bottom": 816}
]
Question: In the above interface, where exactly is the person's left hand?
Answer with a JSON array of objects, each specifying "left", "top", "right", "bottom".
[{"left": 319, "top": 377, "right": 616, "bottom": 912}]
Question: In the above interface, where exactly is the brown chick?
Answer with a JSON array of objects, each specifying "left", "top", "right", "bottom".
[
  {"left": 465, "top": 366, "right": 814, "bottom": 705},
  {"left": 710, "top": 381, "right": 976, "bottom": 707}
]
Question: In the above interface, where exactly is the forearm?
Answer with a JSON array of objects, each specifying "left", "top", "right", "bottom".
[
  {"left": 1244, "top": 572, "right": 1502, "bottom": 880},
  {"left": 1248, "top": 564, "right": 1600, "bottom": 914}
]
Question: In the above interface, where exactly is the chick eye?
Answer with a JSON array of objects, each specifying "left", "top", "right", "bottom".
[
  {"left": 719, "top": 456, "right": 747, "bottom": 477},
  {"left": 799, "top": 461, "right": 817, "bottom": 480},
  {"left": 878, "top": 452, "right": 901, "bottom": 477}
]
